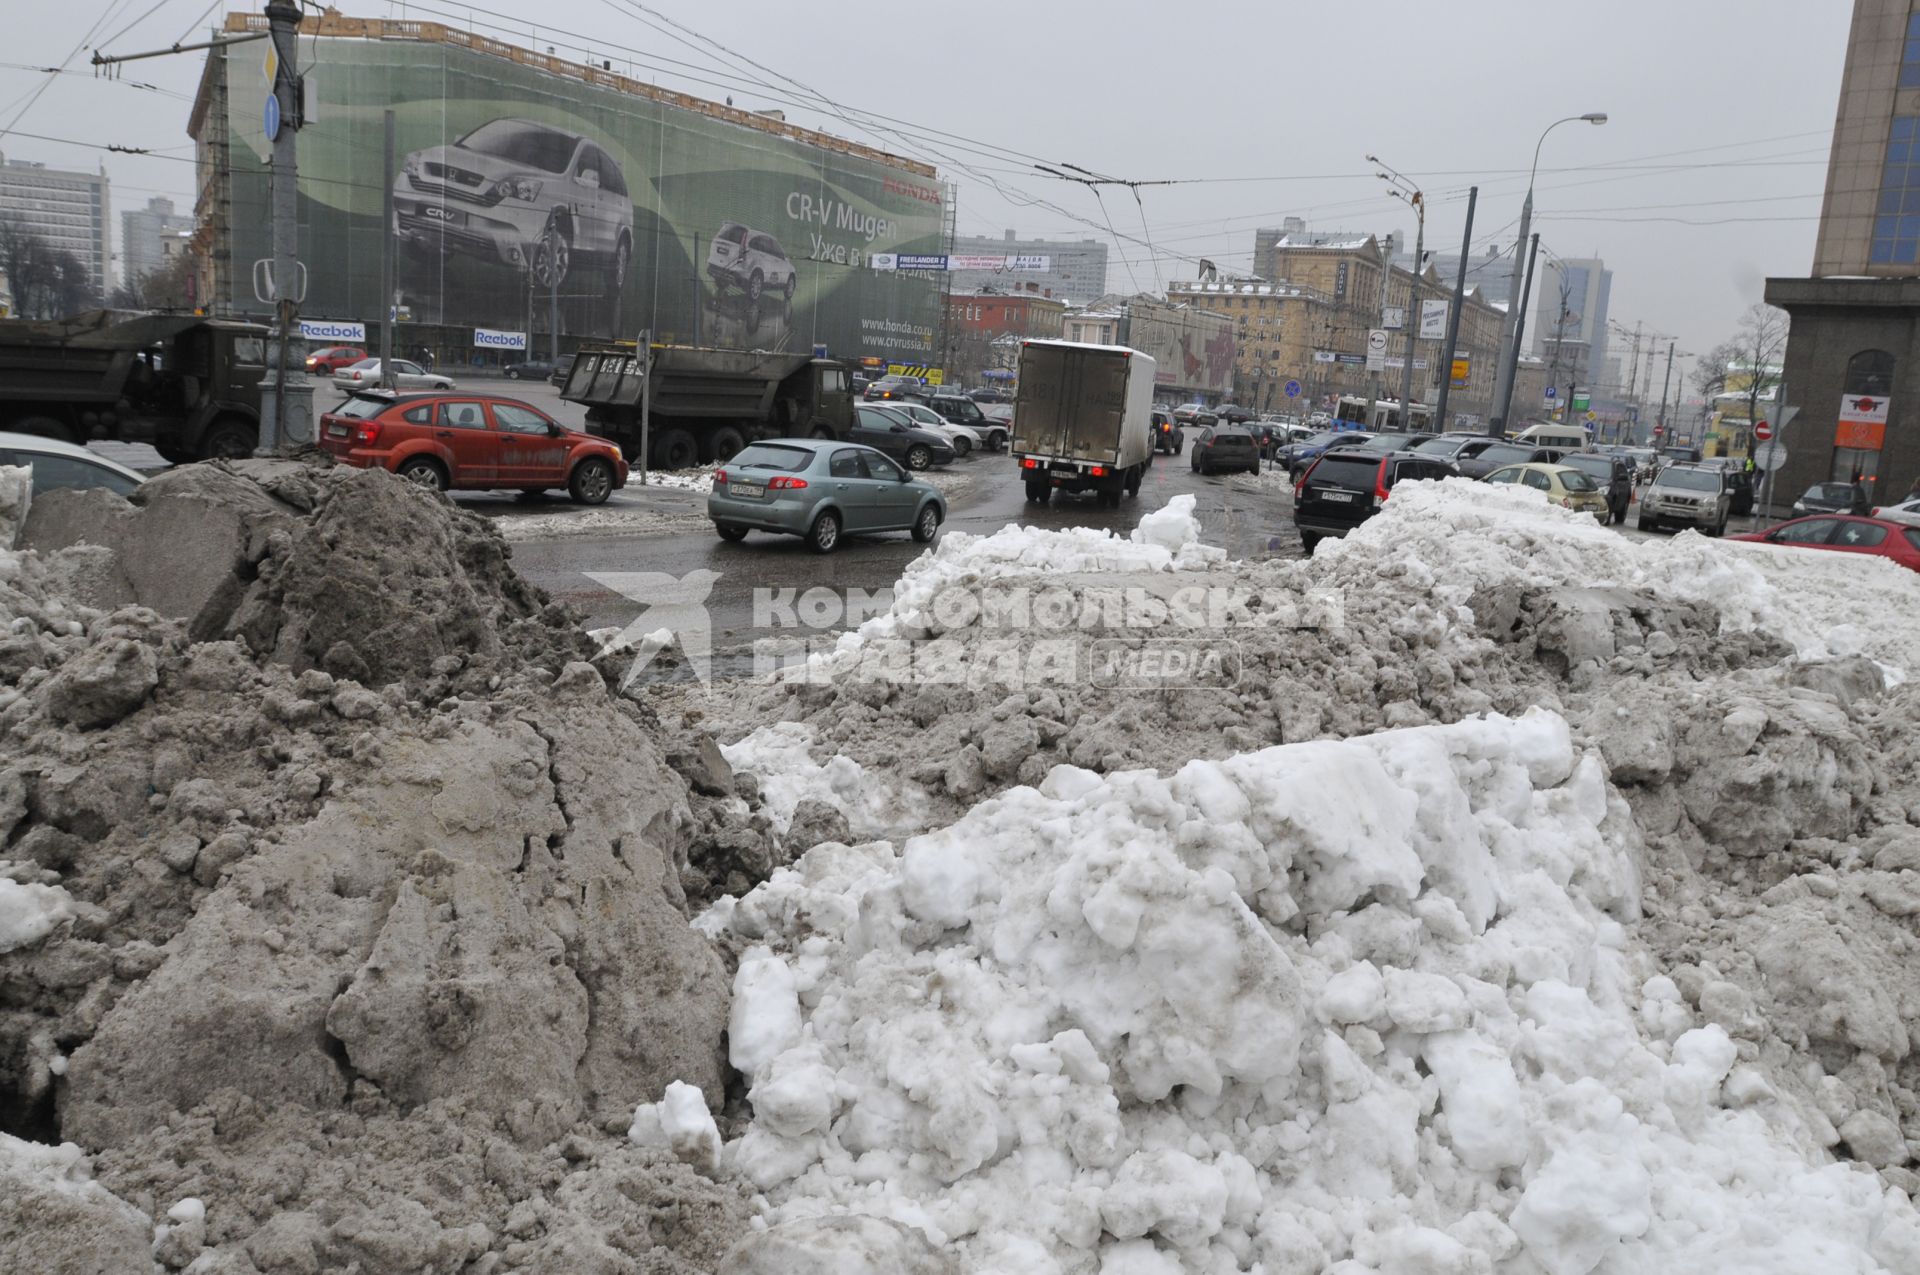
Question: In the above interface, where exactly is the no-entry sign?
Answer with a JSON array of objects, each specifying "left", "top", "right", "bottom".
[{"left": 1753, "top": 419, "right": 1773, "bottom": 442}]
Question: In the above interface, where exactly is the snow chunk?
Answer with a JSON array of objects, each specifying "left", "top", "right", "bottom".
[{"left": 0, "top": 873, "right": 74, "bottom": 953}]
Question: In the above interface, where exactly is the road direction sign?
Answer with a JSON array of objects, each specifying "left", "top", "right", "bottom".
[
  {"left": 1755, "top": 441, "right": 1788, "bottom": 472},
  {"left": 1754, "top": 419, "right": 1774, "bottom": 442},
  {"left": 264, "top": 93, "right": 281, "bottom": 143},
  {"left": 1585, "top": 410, "right": 1598, "bottom": 423},
  {"left": 1284, "top": 379, "right": 1301, "bottom": 399}
]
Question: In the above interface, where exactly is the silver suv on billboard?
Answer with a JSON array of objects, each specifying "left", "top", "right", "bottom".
[
  {"left": 394, "top": 118, "right": 635, "bottom": 296},
  {"left": 706, "top": 222, "right": 798, "bottom": 303}
]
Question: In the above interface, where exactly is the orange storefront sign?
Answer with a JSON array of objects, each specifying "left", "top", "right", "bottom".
[{"left": 1835, "top": 419, "right": 1887, "bottom": 449}]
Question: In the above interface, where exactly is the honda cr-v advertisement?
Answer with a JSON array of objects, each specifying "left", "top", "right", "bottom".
[{"left": 213, "top": 22, "right": 944, "bottom": 361}]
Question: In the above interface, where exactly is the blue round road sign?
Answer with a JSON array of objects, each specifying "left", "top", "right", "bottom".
[
  {"left": 264, "top": 93, "right": 281, "bottom": 143},
  {"left": 1284, "top": 379, "right": 1302, "bottom": 399}
]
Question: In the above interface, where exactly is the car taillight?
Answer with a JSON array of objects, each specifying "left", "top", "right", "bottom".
[
  {"left": 714, "top": 468, "right": 728, "bottom": 484},
  {"left": 1022, "top": 457, "right": 1039, "bottom": 469},
  {"left": 768, "top": 476, "right": 808, "bottom": 490},
  {"left": 352, "top": 422, "right": 381, "bottom": 446},
  {"left": 1375, "top": 463, "right": 1390, "bottom": 502},
  {"left": 1091, "top": 466, "right": 1106, "bottom": 477}
]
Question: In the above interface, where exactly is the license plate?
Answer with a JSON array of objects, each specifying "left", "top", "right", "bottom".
[
  {"left": 730, "top": 483, "right": 764, "bottom": 498},
  {"left": 325, "top": 424, "right": 348, "bottom": 438},
  {"left": 1319, "top": 490, "right": 1356, "bottom": 503}
]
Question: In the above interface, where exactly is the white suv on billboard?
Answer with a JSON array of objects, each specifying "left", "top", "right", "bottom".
[
  {"left": 707, "top": 222, "right": 798, "bottom": 303},
  {"left": 394, "top": 118, "right": 634, "bottom": 297}
]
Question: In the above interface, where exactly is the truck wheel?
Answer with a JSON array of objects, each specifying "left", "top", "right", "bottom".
[
  {"left": 10, "top": 415, "right": 74, "bottom": 443},
  {"left": 806, "top": 509, "right": 841, "bottom": 553},
  {"left": 568, "top": 457, "right": 616, "bottom": 505},
  {"left": 706, "top": 426, "right": 747, "bottom": 463},
  {"left": 397, "top": 456, "right": 448, "bottom": 492},
  {"left": 200, "top": 419, "right": 258, "bottom": 460},
  {"left": 911, "top": 503, "right": 941, "bottom": 543},
  {"left": 905, "top": 445, "right": 931, "bottom": 471},
  {"left": 652, "top": 429, "right": 697, "bottom": 470},
  {"left": 1126, "top": 468, "right": 1143, "bottom": 496}
]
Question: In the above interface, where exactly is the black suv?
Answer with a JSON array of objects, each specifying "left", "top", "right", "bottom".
[
  {"left": 1560, "top": 452, "right": 1635, "bottom": 525},
  {"left": 1293, "top": 449, "right": 1454, "bottom": 553}
]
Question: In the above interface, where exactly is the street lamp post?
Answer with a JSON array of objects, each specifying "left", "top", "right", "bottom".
[{"left": 1489, "top": 112, "right": 1607, "bottom": 437}]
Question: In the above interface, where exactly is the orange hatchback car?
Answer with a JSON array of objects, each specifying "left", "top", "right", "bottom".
[{"left": 318, "top": 392, "right": 627, "bottom": 504}]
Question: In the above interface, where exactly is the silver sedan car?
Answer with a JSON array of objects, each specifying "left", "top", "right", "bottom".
[
  {"left": 708, "top": 438, "right": 946, "bottom": 553},
  {"left": 331, "top": 358, "right": 455, "bottom": 392}
]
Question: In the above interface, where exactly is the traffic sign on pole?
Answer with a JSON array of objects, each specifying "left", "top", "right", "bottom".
[
  {"left": 1753, "top": 419, "right": 1774, "bottom": 442},
  {"left": 1284, "top": 379, "right": 1302, "bottom": 399},
  {"left": 1754, "top": 440, "right": 1788, "bottom": 472}
]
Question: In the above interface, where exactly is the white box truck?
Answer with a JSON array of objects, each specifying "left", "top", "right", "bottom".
[{"left": 1012, "top": 340, "right": 1155, "bottom": 506}]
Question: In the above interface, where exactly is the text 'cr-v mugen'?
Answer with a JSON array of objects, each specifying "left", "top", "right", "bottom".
[{"left": 393, "top": 118, "right": 635, "bottom": 297}]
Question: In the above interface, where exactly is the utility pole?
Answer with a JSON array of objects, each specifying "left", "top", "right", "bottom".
[
  {"left": 1365, "top": 236, "right": 1392, "bottom": 424},
  {"left": 1434, "top": 187, "right": 1476, "bottom": 432},
  {"left": 379, "top": 109, "right": 396, "bottom": 390},
  {"left": 1492, "top": 233, "right": 1541, "bottom": 435},
  {"left": 1396, "top": 195, "right": 1425, "bottom": 428},
  {"left": 256, "top": 0, "right": 312, "bottom": 456},
  {"left": 1655, "top": 341, "right": 1676, "bottom": 441}
]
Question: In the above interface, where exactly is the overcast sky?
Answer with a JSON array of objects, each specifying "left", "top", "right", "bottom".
[{"left": 4, "top": 0, "right": 1855, "bottom": 391}]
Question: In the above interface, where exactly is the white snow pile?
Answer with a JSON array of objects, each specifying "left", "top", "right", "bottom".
[
  {"left": 722, "top": 720, "right": 929, "bottom": 841},
  {"left": 797, "top": 493, "right": 1225, "bottom": 678},
  {"left": 698, "top": 710, "right": 1920, "bottom": 1273},
  {"left": 0, "top": 869, "right": 75, "bottom": 954},
  {"left": 649, "top": 464, "right": 719, "bottom": 494},
  {"left": 1322, "top": 478, "right": 1920, "bottom": 671}
]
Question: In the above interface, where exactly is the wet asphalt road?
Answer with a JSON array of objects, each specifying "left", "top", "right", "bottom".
[{"left": 504, "top": 453, "right": 1301, "bottom": 672}]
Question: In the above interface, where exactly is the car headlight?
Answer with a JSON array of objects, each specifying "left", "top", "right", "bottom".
[
  {"left": 402, "top": 154, "right": 420, "bottom": 177},
  {"left": 494, "top": 175, "right": 543, "bottom": 202}
]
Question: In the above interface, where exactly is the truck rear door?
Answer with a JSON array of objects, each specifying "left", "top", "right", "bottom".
[{"left": 1016, "top": 345, "right": 1127, "bottom": 462}]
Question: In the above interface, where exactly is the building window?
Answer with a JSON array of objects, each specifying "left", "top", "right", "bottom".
[
  {"left": 1873, "top": 117, "right": 1920, "bottom": 264},
  {"left": 1844, "top": 348, "right": 1895, "bottom": 397},
  {"left": 1905, "top": 14, "right": 1920, "bottom": 89}
]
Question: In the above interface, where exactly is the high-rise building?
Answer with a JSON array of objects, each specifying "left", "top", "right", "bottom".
[
  {"left": 1391, "top": 245, "right": 1517, "bottom": 311},
  {"left": 121, "top": 195, "right": 193, "bottom": 289},
  {"left": 1768, "top": 0, "right": 1920, "bottom": 501},
  {"left": 946, "top": 230, "right": 1108, "bottom": 305},
  {"left": 1532, "top": 257, "right": 1612, "bottom": 393},
  {"left": 0, "top": 151, "right": 111, "bottom": 299}
]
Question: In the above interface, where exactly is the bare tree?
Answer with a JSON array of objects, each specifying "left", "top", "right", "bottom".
[
  {"left": 111, "top": 252, "right": 196, "bottom": 312},
  {"left": 0, "top": 218, "right": 100, "bottom": 318},
  {"left": 1701, "top": 304, "right": 1788, "bottom": 441}
]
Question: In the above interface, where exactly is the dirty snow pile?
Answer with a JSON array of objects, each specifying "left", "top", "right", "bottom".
[
  {"left": 695, "top": 710, "right": 1920, "bottom": 1272},
  {"left": 1, "top": 460, "right": 759, "bottom": 1272},
  {"left": 1323, "top": 477, "right": 1920, "bottom": 670},
  {"left": 682, "top": 480, "right": 1920, "bottom": 1272}
]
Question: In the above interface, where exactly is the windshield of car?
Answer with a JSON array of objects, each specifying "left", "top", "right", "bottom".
[
  {"left": 1558, "top": 469, "right": 1599, "bottom": 492},
  {"left": 728, "top": 444, "right": 815, "bottom": 472},
  {"left": 455, "top": 120, "right": 576, "bottom": 172},
  {"left": 1659, "top": 468, "right": 1722, "bottom": 492},
  {"left": 334, "top": 395, "right": 394, "bottom": 420}
]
